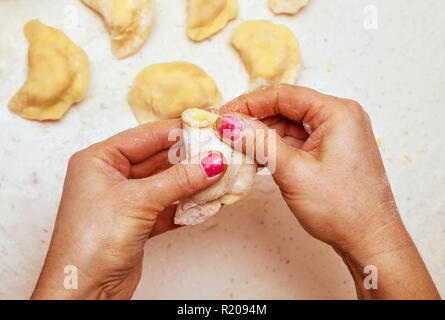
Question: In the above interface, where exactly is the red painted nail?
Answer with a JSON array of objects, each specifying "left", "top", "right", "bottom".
[
  {"left": 201, "top": 153, "right": 225, "bottom": 178},
  {"left": 219, "top": 116, "right": 244, "bottom": 141}
]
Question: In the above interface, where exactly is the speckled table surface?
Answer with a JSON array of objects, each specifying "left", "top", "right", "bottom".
[{"left": 0, "top": 0, "right": 444, "bottom": 299}]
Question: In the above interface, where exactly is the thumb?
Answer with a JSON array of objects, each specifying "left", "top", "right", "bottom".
[
  {"left": 132, "top": 152, "right": 227, "bottom": 210},
  {"left": 215, "top": 112, "right": 307, "bottom": 184}
]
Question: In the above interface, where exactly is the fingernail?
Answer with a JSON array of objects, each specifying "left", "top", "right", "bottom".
[
  {"left": 218, "top": 116, "right": 244, "bottom": 141},
  {"left": 201, "top": 152, "right": 225, "bottom": 178}
]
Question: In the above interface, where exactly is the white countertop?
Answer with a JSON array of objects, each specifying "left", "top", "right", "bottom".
[{"left": 0, "top": 0, "right": 444, "bottom": 299}]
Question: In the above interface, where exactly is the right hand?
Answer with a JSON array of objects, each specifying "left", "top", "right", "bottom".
[
  {"left": 217, "top": 85, "right": 440, "bottom": 299},
  {"left": 217, "top": 84, "right": 400, "bottom": 253}
]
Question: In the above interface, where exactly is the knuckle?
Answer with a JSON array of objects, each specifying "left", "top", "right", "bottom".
[
  {"left": 343, "top": 99, "right": 364, "bottom": 114},
  {"left": 68, "top": 150, "right": 86, "bottom": 166},
  {"left": 335, "top": 99, "right": 368, "bottom": 120},
  {"left": 347, "top": 99, "right": 363, "bottom": 110},
  {"left": 174, "top": 164, "right": 198, "bottom": 193},
  {"left": 362, "top": 109, "right": 372, "bottom": 124},
  {"left": 68, "top": 144, "right": 101, "bottom": 168}
]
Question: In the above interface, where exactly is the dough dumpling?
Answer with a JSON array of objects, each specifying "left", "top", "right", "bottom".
[
  {"left": 230, "top": 20, "right": 302, "bottom": 89},
  {"left": 128, "top": 62, "right": 222, "bottom": 123},
  {"left": 8, "top": 20, "right": 89, "bottom": 121},
  {"left": 187, "top": 0, "right": 238, "bottom": 41},
  {"left": 175, "top": 109, "right": 257, "bottom": 226},
  {"left": 269, "top": 0, "right": 309, "bottom": 15},
  {"left": 81, "top": 0, "right": 154, "bottom": 59}
]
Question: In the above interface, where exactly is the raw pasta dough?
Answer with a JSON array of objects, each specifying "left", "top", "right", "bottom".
[
  {"left": 8, "top": 20, "right": 89, "bottom": 121},
  {"left": 231, "top": 20, "right": 302, "bottom": 89},
  {"left": 187, "top": 0, "right": 238, "bottom": 41},
  {"left": 269, "top": 0, "right": 309, "bottom": 15},
  {"left": 128, "top": 62, "right": 222, "bottom": 123},
  {"left": 80, "top": 0, "right": 154, "bottom": 59},
  {"left": 175, "top": 109, "right": 257, "bottom": 226}
]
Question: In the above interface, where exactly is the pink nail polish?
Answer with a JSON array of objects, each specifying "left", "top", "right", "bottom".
[
  {"left": 219, "top": 116, "right": 244, "bottom": 141},
  {"left": 201, "top": 153, "right": 225, "bottom": 178}
]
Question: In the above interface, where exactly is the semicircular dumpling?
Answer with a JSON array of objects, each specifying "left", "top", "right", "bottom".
[
  {"left": 81, "top": 0, "right": 154, "bottom": 59},
  {"left": 230, "top": 20, "right": 302, "bottom": 89},
  {"left": 175, "top": 108, "right": 257, "bottom": 226},
  {"left": 128, "top": 62, "right": 222, "bottom": 124},
  {"left": 269, "top": 0, "right": 309, "bottom": 15},
  {"left": 8, "top": 20, "right": 89, "bottom": 121},
  {"left": 187, "top": 0, "right": 238, "bottom": 41}
]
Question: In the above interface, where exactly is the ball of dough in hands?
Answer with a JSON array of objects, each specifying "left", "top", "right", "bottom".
[
  {"left": 175, "top": 109, "right": 257, "bottom": 226},
  {"left": 269, "top": 0, "right": 309, "bottom": 15},
  {"left": 128, "top": 62, "right": 222, "bottom": 124},
  {"left": 80, "top": 0, "right": 154, "bottom": 59},
  {"left": 231, "top": 20, "right": 302, "bottom": 90},
  {"left": 8, "top": 20, "right": 89, "bottom": 121},
  {"left": 187, "top": 0, "right": 238, "bottom": 41}
]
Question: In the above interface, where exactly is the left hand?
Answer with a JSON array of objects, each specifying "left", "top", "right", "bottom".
[{"left": 31, "top": 119, "right": 226, "bottom": 300}]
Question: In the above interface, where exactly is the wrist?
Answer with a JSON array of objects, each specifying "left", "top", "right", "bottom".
[
  {"left": 31, "top": 243, "right": 139, "bottom": 300},
  {"left": 31, "top": 262, "right": 106, "bottom": 300},
  {"left": 341, "top": 217, "right": 411, "bottom": 261},
  {"left": 335, "top": 219, "right": 440, "bottom": 299},
  {"left": 30, "top": 241, "right": 111, "bottom": 300},
  {"left": 333, "top": 196, "right": 407, "bottom": 258}
]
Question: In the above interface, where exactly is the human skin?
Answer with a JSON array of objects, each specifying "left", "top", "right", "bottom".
[
  {"left": 32, "top": 85, "right": 440, "bottom": 300},
  {"left": 217, "top": 84, "right": 440, "bottom": 300},
  {"left": 31, "top": 119, "right": 227, "bottom": 299}
]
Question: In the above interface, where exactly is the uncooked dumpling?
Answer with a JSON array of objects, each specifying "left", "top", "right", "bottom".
[
  {"left": 8, "top": 20, "right": 89, "bottom": 121},
  {"left": 187, "top": 0, "right": 238, "bottom": 41},
  {"left": 128, "top": 62, "right": 222, "bottom": 123},
  {"left": 175, "top": 109, "right": 257, "bottom": 226},
  {"left": 230, "top": 20, "right": 302, "bottom": 89},
  {"left": 269, "top": 0, "right": 309, "bottom": 15},
  {"left": 81, "top": 0, "right": 154, "bottom": 59}
]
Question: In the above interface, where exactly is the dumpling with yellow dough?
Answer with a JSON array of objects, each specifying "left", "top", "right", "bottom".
[
  {"left": 81, "top": 0, "right": 154, "bottom": 59},
  {"left": 187, "top": 0, "right": 238, "bottom": 41},
  {"left": 128, "top": 62, "right": 222, "bottom": 123},
  {"left": 8, "top": 20, "right": 89, "bottom": 121},
  {"left": 175, "top": 109, "right": 257, "bottom": 226},
  {"left": 269, "top": 0, "right": 309, "bottom": 15},
  {"left": 230, "top": 20, "right": 302, "bottom": 89}
]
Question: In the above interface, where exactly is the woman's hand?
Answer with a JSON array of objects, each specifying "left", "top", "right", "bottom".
[
  {"left": 32, "top": 119, "right": 226, "bottom": 300},
  {"left": 217, "top": 84, "right": 440, "bottom": 299}
]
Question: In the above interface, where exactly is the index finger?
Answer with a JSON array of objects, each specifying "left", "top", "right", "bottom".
[
  {"left": 105, "top": 119, "right": 183, "bottom": 164},
  {"left": 220, "top": 84, "right": 336, "bottom": 131}
]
